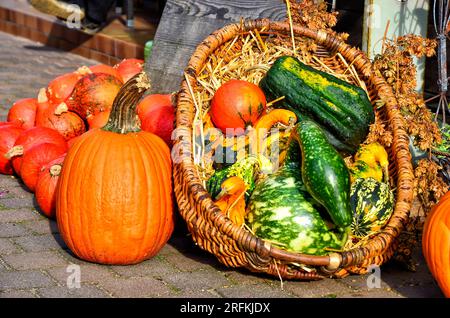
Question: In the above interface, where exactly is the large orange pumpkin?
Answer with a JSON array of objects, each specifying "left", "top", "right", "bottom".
[
  {"left": 422, "top": 190, "right": 450, "bottom": 298},
  {"left": 56, "top": 72, "right": 174, "bottom": 265}
]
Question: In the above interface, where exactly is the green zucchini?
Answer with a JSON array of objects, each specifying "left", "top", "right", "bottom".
[
  {"left": 259, "top": 55, "right": 375, "bottom": 154},
  {"left": 293, "top": 120, "right": 352, "bottom": 229}
]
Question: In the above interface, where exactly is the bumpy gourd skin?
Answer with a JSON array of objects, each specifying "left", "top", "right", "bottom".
[{"left": 293, "top": 120, "right": 352, "bottom": 230}]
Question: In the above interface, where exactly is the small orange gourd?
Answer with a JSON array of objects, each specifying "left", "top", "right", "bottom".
[
  {"left": 422, "top": 190, "right": 450, "bottom": 297},
  {"left": 214, "top": 176, "right": 247, "bottom": 227},
  {"left": 56, "top": 72, "right": 174, "bottom": 265}
]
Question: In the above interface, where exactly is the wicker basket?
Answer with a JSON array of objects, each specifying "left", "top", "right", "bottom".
[{"left": 173, "top": 19, "right": 414, "bottom": 279}]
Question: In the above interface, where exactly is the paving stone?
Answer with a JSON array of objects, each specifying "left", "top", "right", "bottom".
[
  {"left": 162, "top": 269, "right": 232, "bottom": 292},
  {"left": 0, "top": 176, "right": 20, "bottom": 189},
  {"left": 161, "top": 234, "right": 227, "bottom": 273},
  {"left": 0, "top": 289, "right": 37, "bottom": 298},
  {"left": 13, "top": 233, "right": 67, "bottom": 252},
  {"left": 165, "top": 232, "right": 203, "bottom": 254},
  {"left": 166, "top": 289, "right": 222, "bottom": 298},
  {"left": 283, "top": 278, "right": 351, "bottom": 298},
  {"left": 21, "top": 219, "right": 59, "bottom": 235},
  {"left": 164, "top": 250, "right": 225, "bottom": 273},
  {"left": 0, "top": 238, "right": 21, "bottom": 255},
  {"left": 0, "top": 198, "right": 36, "bottom": 210},
  {"left": 0, "top": 209, "right": 42, "bottom": 223},
  {"left": 36, "top": 284, "right": 111, "bottom": 298},
  {"left": 379, "top": 252, "right": 444, "bottom": 297},
  {"left": 393, "top": 283, "right": 445, "bottom": 298},
  {"left": 0, "top": 258, "right": 10, "bottom": 271},
  {"left": 339, "top": 272, "right": 392, "bottom": 292},
  {"left": 0, "top": 222, "right": 29, "bottom": 238},
  {"left": 56, "top": 249, "right": 92, "bottom": 266},
  {"left": 0, "top": 270, "right": 56, "bottom": 289},
  {"left": 0, "top": 185, "right": 34, "bottom": 198},
  {"left": 111, "top": 255, "right": 179, "bottom": 278},
  {"left": 2, "top": 251, "right": 69, "bottom": 270},
  {"left": 46, "top": 264, "right": 118, "bottom": 285},
  {"left": 221, "top": 269, "right": 279, "bottom": 286},
  {"left": 99, "top": 276, "right": 173, "bottom": 298},
  {"left": 158, "top": 241, "right": 184, "bottom": 256},
  {"left": 0, "top": 186, "right": 34, "bottom": 198},
  {"left": 340, "top": 289, "right": 404, "bottom": 298},
  {"left": 216, "top": 284, "right": 295, "bottom": 298}
]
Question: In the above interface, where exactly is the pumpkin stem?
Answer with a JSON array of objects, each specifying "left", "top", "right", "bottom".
[
  {"left": 75, "top": 65, "right": 92, "bottom": 76},
  {"left": 49, "top": 164, "right": 62, "bottom": 177},
  {"left": 4, "top": 145, "right": 24, "bottom": 159},
  {"left": 37, "top": 88, "right": 48, "bottom": 103},
  {"left": 102, "top": 72, "right": 151, "bottom": 134},
  {"left": 55, "top": 102, "right": 68, "bottom": 115}
]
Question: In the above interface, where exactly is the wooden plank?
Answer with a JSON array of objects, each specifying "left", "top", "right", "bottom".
[{"left": 145, "top": 0, "right": 286, "bottom": 93}]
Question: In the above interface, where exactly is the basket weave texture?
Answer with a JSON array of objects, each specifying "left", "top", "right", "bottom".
[{"left": 173, "top": 19, "right": 414, "bottom": 279}]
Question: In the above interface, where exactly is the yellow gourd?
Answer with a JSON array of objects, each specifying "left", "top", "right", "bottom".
[{"left": 350, "top": 142, "right": 389, "bottom": 183}]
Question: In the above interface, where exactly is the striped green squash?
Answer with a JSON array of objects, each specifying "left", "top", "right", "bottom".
[
  {"left": 259, "top": 55, "right": 375, "bottom": 154},
  {"left": 350, "top": 177, "right": 395, "bottom": 238},
  {"left": 246, "top": 142, "right": 348, "bottom": 255}
]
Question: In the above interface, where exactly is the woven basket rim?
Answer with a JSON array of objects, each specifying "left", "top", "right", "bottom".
[{"left": 173, "top": 18, "right": 414, "bottom": 275}]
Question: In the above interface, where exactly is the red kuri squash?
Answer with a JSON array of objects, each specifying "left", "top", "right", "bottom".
[
  {"left": 67, "top": 135, "right": 82, "bottom": 148},
  {"left": 0, "top": 124, "right": 24, "bottom": 174},
  {"left": 66, "top": 72, "right": 123, "bottom": 119},
  {"left": 210, "top": 79, "right": 267, "bottom": 135},
  {"left": 46, "top": 72, "right": 81, "bottom": 105},
  {"left": 140, "top": 105, "right": 175, "bottom": 147},
  {"left": 20, "top": 142, "right": 67, "bottom": 192},
  {"left": 136, "top": 93, "right": 173, "bottom": 119},
  {"left": 7, "top": 98, "right": 38, "bottom": 129},
  {"left": 89, "top": 64, "right": 123, "bottom": 82},
  {"left": 36, "top": 102, "right": 86, "bottom": 141},
  {"left": 35, "top": 154, "right": 66, "bottom": 218},
  {"left": 6, "top": 126, "right": 67, "bottom": 176},
  {"left": 115, "top": 58, "right": 144, "bottom": 83},
  {"left": 86, "top": 110, "right": 110, "bottom": 130}
]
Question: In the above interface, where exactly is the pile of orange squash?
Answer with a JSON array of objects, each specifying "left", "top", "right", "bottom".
[{"left": 0, "top": 59, "right": 175, "bottom": 265}]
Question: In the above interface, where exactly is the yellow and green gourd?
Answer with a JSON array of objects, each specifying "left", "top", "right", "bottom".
[
  {"left": 349, "top": 142, "right": 390, "bottom": 183},
  {"left": 350, "top": 177, "right": 395, "bottom": 238}
]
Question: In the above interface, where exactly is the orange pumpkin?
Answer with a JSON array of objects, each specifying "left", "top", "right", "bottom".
[
  {"left": 56, "top": 72, "right": 174, "bottom": 265},
  {"left": 422, "top": 190, "right": 450, "bottom": 297}
]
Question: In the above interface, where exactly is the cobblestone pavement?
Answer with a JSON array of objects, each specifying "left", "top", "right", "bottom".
[{"left": 0, "top": 31, "right": 445, "bottom": 298}]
